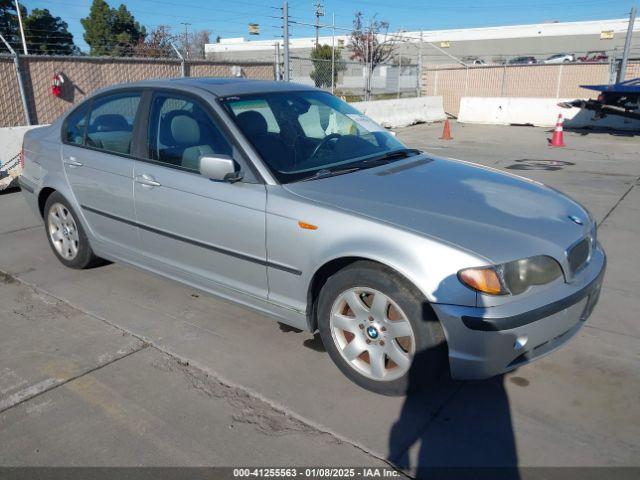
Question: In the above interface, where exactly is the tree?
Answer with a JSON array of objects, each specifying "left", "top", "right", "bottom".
[
  {"left": 348, "top": 12, "right": 395, "bottom": 99},
  {"left": 81, "top": 0, "right": 145, "bottom": 56},
  {"left": 24, "top": 8, "right": 78, "bottom": 55},
  {"left": 189, "top": 29, "right": 210, "bottom": 60},
  {"left": 0, "top": 0, "right": 25, "bottom": 52},
  {"left": 348, "top": 12, "right": 394, "bottom": 68},
  {"left": 133, "top": 25, "right": 174, "bottom": 58},
  {"left": 309, "top": 44, "right": 345, "bottom": 88},
  {"left": 175, "top": 28, "right": 210, "bottom": 60},
  {"left": 111, "top": 4, "right": 145, "bottom": 55}
]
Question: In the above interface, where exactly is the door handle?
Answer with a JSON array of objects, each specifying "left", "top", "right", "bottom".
[
  {"left": 64, "top": 156, "right": 83, "bottom": 168},
  {"left": 135, "top": 174, "right": 161, "bottom": 187}
]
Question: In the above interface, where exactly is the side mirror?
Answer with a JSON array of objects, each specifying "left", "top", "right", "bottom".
[{"left": 199, "top": 155, "right": 244, "bottom": 183}]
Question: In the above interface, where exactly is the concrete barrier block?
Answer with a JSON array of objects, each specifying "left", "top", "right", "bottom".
[
  {"left": 458, "top": 97, "right": 640, "bottom": 131},
  {"left": 0, "top": 125, "right": 45, "bottom": 190},
  {"left": 350, "top": 96, "right": 446, "bottom": 128}
]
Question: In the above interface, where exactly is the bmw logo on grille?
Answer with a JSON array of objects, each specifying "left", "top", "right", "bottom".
[{"left": 568, "top": 215, "right": 583, "bottom": 225}]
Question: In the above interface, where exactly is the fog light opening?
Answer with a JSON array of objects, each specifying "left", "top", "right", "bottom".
[{"left": 514, "top": 335, "right": 528, "bottom": 351}]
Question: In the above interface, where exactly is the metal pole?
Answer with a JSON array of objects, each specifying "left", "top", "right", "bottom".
[
  {"left": 618, "top": 6, "right": 637, "bottom": 82},
  {"left": 0, "top": 33, "right": 30, "bottom": 125},
  {"left": 170, "top": 42, "right": 186, "bottom": 77},
  {"left": 417, "top": 30, "right": 423, "bottom": 97},
  {"left": 367, "top": 19, "right": 373, "bottom": 101},
  {"left": 15, "top": 0, "right": 28, "bottom": 55},
  {"left": 283, "top": 1, "right": 290, "bottom": 82},
  {"left": 181, "top": 22, "right": 191, "bottom": 59},
  {"left": 501, "top": 63, "right": 507, "bottom": 96},
  {"left": 331, "top": 13, "right": 335, "bottom": 94},
  {"left": 397, "top": 54, "right": 401, "bottom": 99},
  {"left": 274, "top": 42, "right": 281, "bottom": 80},
  {"left": 556, "top": 64, "right": 563, "bottom": 98}
]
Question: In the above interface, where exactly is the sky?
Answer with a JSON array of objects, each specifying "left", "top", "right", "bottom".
[{"left": 23, "top": 0, "right": 637, "bottom": 52}]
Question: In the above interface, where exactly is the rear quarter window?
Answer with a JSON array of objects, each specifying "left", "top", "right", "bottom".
[
  {"left": 86, "top": 92, "right": 141, "bottom": 155},
  {"left": 63, "top": 104, "right": 89, "bottom": 145}
]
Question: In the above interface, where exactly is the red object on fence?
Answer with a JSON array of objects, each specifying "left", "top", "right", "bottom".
[
  {"left": 51, "top": 72, "right": 64, "bottom": 97},
  {"left": 549, "top": 114, "right": 566, "bottom": 147},
  {"left": 440, "top": 118, "right": 453, "bottom": 140}
]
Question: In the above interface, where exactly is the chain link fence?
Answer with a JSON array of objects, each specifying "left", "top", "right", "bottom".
[
  {"left": 289, "top": 56, "right": 419, "bottom": 101},
  {"left": 0, "top": 54, "right": 275, "bottom": 127}
]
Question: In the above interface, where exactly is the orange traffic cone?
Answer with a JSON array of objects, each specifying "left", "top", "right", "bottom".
[
  {"left": 549, "top": 114, "right": 565, "bottom": 147},
  {"left": 440, "top": 118, "right": 453, "bottom": 140}
]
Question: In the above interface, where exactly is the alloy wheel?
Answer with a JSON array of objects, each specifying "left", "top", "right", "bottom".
[
  {"left": 329, "top": 287, "right": 416, "bottom": 381},
  {"left": 47, "top": 202, "right": 80, "bottom": 261}
]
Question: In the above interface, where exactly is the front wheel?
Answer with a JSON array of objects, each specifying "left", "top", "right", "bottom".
[{"left": 317, "top": 261, "right": 448, "bottom": 396}]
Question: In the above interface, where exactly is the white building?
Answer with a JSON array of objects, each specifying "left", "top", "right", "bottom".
[{"left": 205, "top": 18, "right": 640, "bottom": 64}]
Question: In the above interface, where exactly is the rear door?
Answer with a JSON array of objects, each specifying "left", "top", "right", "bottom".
[
  {"left": 133, "top": 90, "right": 268, "bottom": 298},
  {"left": 61, "top": 91, "right": 142, "bottom": 255}
]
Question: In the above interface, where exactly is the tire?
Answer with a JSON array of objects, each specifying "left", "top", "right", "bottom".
[
  {"left": 317, "top": 261, "right": 448, "bottom": 396},
  {"left": 44, "top": 192, "right": 102, "bottom": 269}
]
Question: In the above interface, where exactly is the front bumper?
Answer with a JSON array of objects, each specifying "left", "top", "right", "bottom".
[{"left": 432, "top": 246, "right": 606, "bottom": 380}]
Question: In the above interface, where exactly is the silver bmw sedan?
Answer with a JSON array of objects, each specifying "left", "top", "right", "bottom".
[{"left": 19, "top": 78, "right": 605, "bottom": 395}]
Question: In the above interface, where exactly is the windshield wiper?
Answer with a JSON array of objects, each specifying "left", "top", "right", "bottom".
[
  {"left": 298, "top": 167, "right": 361, "bottom": 182},
  {"left": 360, "top": 148, "right": 421, "bottom": 165},
  {"left": 295, "top": 149, "right": 421, "bottom": 183}
]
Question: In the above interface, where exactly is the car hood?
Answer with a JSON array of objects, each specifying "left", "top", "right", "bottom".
[{"left": 283, "top": 154, "right": 591, "bottom": 264}]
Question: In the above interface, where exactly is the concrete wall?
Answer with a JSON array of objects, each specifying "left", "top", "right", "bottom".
[
  {"left": 350, "top": 96, "right": 446, "bottom": 128},
  {"left": 458, "top": 97, "right": 640, "bottom": 131}
]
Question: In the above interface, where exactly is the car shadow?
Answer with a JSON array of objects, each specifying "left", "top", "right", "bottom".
[
  {"left": 277, "top": 322, "right": 326, "bottom": 352},
  {"left": 388, "top": 303, "right": 520, "bottom": 479}
]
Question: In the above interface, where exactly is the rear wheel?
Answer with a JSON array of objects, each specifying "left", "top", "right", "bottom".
[
  {"left": 44, "top": 192, "right": 101, "bottom": 269},
  {"left": 317, "top": 261, "right": 447, "bottom": 396}
]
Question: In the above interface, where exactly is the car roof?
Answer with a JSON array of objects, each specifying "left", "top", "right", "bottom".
[{"left": 96, "top": 77, "right": 318, "bottom": 98}]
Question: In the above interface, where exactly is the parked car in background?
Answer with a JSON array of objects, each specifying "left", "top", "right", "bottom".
[
  {"left": 508, "top": 56, "right": 537, "bottom": 65},
  {"left": 543, "top": 53, "right": 575, "bottom": 64},
  {"left": 19, "top": 78, "right": 606, "bottom": 395},
  {"left": 462, "top": 56, "right": 486, "bottom": 65},
  {"left": 578, "top": 51, "right": 609, "bottom": 63}
]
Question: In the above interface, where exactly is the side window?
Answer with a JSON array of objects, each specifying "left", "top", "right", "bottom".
[
  {"left": 147, "top": 94, "right": 232, "bottom": 171},
  {"left": 86, "top": 92, "right": 141, "bottom": 155},
  {"left": 64, "top": 103, "right": 89, "bottom": 145}
]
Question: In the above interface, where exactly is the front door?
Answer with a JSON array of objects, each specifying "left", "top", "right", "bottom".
[
  {"left": 133, "top": 91, "right": 268, "bottom": 298},
  {"left": 62, "top": 91, "right": 142, "bottom": 254}
]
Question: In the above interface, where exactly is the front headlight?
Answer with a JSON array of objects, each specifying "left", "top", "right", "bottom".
[{"left": 458, "top": 255, "right": 564, "bottom": 296}]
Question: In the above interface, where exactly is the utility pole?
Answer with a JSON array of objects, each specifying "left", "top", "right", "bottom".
[
  {"left": 314, "top": 0, "right": 324, "bottom": 47},
  {"left": 331, "top": 12, "right": 335, "bottom": 93},
  {"left": 181, "top": 22, "right": 191, "bottom": 59},
  {"left": 417, "top": 30, "right": 423, "bottom": 97},
  {"left": 14, "top": 0, "right": 28, "bottom": 55},
  {"left": 618, "top": 6, "right": 637, "bottom": 83},
  {"left": 283, "top": 1, "right": 290, "bottom": 81}
]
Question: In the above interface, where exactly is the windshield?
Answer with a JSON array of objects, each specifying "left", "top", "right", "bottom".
[{"left": 220, "top": 90, "right": 407, "bottom": 183}]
